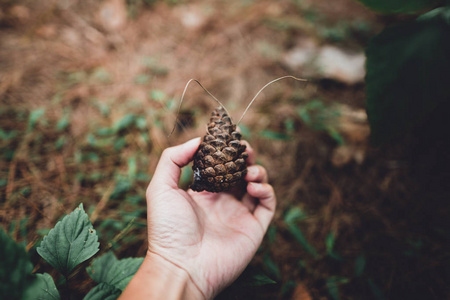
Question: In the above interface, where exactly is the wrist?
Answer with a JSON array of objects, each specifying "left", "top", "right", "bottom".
[{"left": 119, "top": 250, "right": 205, "bottom": 300}]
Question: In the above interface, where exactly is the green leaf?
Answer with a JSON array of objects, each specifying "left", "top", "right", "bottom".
[
  {"left": 97, "top": 128, "right": 115, "bottom": 136},
  {"left": 325, "top": 232, "right": 335, "bottom": 253},
  {"left": 234, "top": 266, "right": 276, "bottom": 287},
  {"left": 179, "top": 165, "right": 193, "bottom": 188},
  {"left": 326, "top": 232, "right": 342, "bottom": 261},
  {"left": 134, "top": 74, "right": 151, "bottom": 85},
  {"left": 259, "top": 130, "right": 290, "bottom": 140},
  {"left": 55, "top": 136, "right": 66, "bottom": 150},
  {"left": 83, "top": 283, "right": 121, "bottom": 300},
  {"left": 239, "top": 271, "right": 276, "bottom": 287},
  {"left": 368, "top": 278, "right": 387, "bottom": 300},
  {"left": 23, "top": 273, "right": 61, "bottom": 300},
  {"left": 36, "top": 204, "right": 100, "bottom": 276},
  {"left": 127, "top": 157, "right": 137, "bottom": 181},
  {"left": 135, "top": 116, "right": 147, "bottom": 130},
  {"left": 284, "top": 206, "right": 306, "bottom": 223},
  {"left": 110, "top": 178, "right": 132, "bottom": 199},
  {"left": 366, "top": 8, "right": 450, "bottom": 145},
  {"left": 0, "top": 129, "right": 18, "bottom": 140},
  {"left": 286, "top": 223, "right": 318, "bottom": 258},
  {"left": 267, "top": 225, "right": 277, "bottom": 245},
  {"left": 238, "top": 123, "right": 251, "bottom": 139},
  {"left": 113, "top": 114, "right": 136, "bottom": 132},
  {"left": 150, "top": 89, "right": 166, "bottom": 101},
  {"left": 113, "top": 137, "right": 127, "bottom": 150},
  {"left": 326, "top": 276, "right": 349, "bottom": 300},
  {"left": 0, "top": 178, "right": 7, "bottom": 187},
  {"left": 86, "top": 251, "right": 143, "bottom": 291},
  {"left": 263, "top": 253, "right": 281, "bottom": 280},
  {"left": 356, "top": 0, "right": 437, "bottom": 14},
  {"left": 247, "top": 273, "right": 276, "bottom": 286},
  {"left": 0, "top": 228, "right": 35, "bottom": 300},
  {"left": 56, "top": 115, "right": 70, "bottom": 131},
  {"left": 354, "top": 254, "right": 366, "bottom": 277},
  {"left": 28, "top": 108, "right": 46, "bottom": 131},
  {"left": 91, "top": 68, "right": 112, "bottom": 83}
]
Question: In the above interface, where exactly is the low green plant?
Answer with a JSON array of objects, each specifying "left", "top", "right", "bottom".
[{"left": 0, "top": 204, "right": 143, "bottom": 300}]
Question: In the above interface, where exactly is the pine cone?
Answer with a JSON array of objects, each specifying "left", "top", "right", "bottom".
[{"left": 191, "top": 106, "right": 248, "bottom": 193}]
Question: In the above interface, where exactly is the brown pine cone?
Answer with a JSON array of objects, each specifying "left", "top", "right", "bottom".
[{"left": 191, "top": 106, "right": 248, "bottom": 193}]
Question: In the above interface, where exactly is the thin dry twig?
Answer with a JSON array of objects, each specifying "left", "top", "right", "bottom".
[{"left": 90, "top": 183, "right": 115, "bottom": 224}]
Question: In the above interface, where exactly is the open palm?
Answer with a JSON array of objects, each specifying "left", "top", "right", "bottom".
[{"left": 146, "top": 138, "right": 276, "bottom": 299}]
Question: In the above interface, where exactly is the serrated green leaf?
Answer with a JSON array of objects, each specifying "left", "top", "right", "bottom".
[
  {"left": 0, "top": 228, "right": 35, "bottom": 299},
  {"left": 23, "top": 273, "right": 61, "bottom": 300},
  {"left": 86, "top": 251, "right": 143, "bottom": 291},
  {"left": 356, "top": 0, "right": 437, "bottom": 14},
  {"left": 366, "top": 8, "right": 450, "bottom": 145},
  {"left": 36, "top": 204, "right": 99, "bottom": 276},
  {"left": 83, "top": 283, "right": 121, "bottom": 300}
]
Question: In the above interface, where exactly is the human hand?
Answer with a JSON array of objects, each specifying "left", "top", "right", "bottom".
[{"left": 120, "top": 137, "right": 276, "bottom": 300}]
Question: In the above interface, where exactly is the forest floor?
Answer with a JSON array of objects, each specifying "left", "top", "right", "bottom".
[{"left": 1, "top": 0, "right": 449, "bottom": 299}]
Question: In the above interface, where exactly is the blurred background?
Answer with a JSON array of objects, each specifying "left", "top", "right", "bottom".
[{"left": 1, "top": 0, "right": 449, "bottom": 299}]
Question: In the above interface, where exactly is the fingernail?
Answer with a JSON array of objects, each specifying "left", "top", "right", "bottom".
[{"left": 186, "top": 137, "right": 201, "bottom": 145}]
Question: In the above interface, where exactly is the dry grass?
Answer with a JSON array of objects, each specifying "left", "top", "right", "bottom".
[{"left": 1, "top": 0, "right": 449, "bottom": 299}]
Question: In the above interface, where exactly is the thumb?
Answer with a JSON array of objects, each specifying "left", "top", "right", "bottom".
[{"left": 150, "top": 137, "right": 201, "bottom": 190}]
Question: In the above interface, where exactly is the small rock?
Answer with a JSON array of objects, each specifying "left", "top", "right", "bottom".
[
  {"left": 315, "top": 46, "right": 366, "bottom": 85},
  {"left": 282, "top": 38, "right": 317, "bottom": 70},
  {"left": 98, "top": 0, "right": 127, "bottom": 32},
  {"left": 176, "top": 5, "right": 208, "bottom": 30},
  {"left": 61, "top": 28, "right": 81, "bottom": 47},
  {"left": 282, "top": 41, "right": 366, "bottom": 85}
]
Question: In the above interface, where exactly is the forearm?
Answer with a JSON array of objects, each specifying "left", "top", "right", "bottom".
[{"left": 119, "top": 251, "right": 205, "bottom": 300}]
